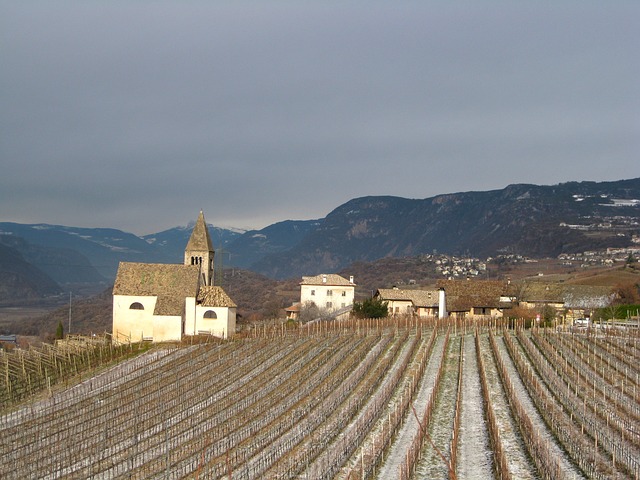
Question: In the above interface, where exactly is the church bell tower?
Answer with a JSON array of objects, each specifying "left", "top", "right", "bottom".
[{"left": 184, "top": 211, "right": 215, "bottom": 286}]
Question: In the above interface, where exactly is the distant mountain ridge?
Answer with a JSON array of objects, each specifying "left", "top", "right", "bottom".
[
  {"left": 142, "top": 224, "right": 244, "bottom": 264},
  {"left": 0, "top": 178, "right": 638, "bottom": 298},
  {"left": 251, "top": 178, "right": 640, "bottom": 278},
  {"left": 0, "top": 241, "right": 62, "bottom": 303},
  {"left": 226, "top": 220, "right": 321, "bottom": 269}
]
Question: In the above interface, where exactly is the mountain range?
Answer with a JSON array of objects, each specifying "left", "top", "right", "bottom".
[{"left": 1, "top": 178, "right": 639, "bottom": 303}]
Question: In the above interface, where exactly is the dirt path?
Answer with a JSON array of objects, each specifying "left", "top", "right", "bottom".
[
  {"left": 456, "top": 334, "right": 493, "bottom": 479},
  {"left": 374, "top": 334, "right": 447, "bottom": 479}
]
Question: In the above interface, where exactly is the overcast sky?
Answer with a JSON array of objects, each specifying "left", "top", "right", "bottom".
[{"left": 1, "top": 1, "right": 638, "bottom": 235}]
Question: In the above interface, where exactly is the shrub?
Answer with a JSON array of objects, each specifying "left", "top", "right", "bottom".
[
  {"left": 55, "top": 321, "right": 64, "bottom": 340},
  {"left": 352, "top": 297, "right": 388, "bottom": 319}
]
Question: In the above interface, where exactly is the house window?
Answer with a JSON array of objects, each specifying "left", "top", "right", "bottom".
[
  {"left": 326, "top": 302, "right": 332, "bottom": 308},
  {"left": 129, "top": 302, "right": 144, "bottom": 310},
  {"left": 327, "top": 290, "right": 333, "bottom": 296},
  {"left": 342, "top": 291, "right": 346, "bottom": 296},
  {"left": 311, "top": 290, "right": 315, "bottom": 296},
  {"left": 203, "top": 310, "right": 217, "bottom": 319}
]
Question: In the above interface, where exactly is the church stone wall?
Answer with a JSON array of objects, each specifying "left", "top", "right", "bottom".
[
  {"left": 112, "top": 294, "right": 157, "bottom": 343},
  {"left": 194, "top": 305, "right": 236, "bottom": 339},
  {"left": 152, "top": 315, "right": 183, "bottom": 342}
]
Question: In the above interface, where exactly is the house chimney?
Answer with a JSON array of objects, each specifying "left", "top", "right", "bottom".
[
  {"left": 322, "top": 274, "right": 327, "bottom": 283},
  {"left": 438, "top": 288, "right": 446, "bottom": 319},
  {"left": 349, "top": 275, "right": 354, "bottom": 284}
]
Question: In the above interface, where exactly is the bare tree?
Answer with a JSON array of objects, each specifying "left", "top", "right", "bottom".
[{"left": 299, "top": 301, "right": 321, "bottom": 323}]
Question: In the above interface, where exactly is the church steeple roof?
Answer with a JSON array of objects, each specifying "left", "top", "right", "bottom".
[{"left": 186, "top": 210, "right": 214, "bottom": 252}]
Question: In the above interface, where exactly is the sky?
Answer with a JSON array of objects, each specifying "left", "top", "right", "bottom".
[{"left": 1, "top": 1, "right": 638, "bottom": 235}]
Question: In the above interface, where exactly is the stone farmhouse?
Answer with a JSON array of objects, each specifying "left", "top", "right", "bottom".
[
  {"left": 375, "top": 279, "right": 615, "bottom": 323},
  {"left": 112, "top": 211, "right": 236, "bottom": 343},
  {"left": 374, "top": 287, "right": 444, "bottom": 318},
  {"left": 517, "top": 282, "right": 614, "bottom": 321},
  {"left": 436, "top": 280, "right": 515, "bottom": 319},
  {"left": 375, "top": 280, "right": 513, "bottom": 318},
  {"left": 375, "top": 280, "right": 513, "bottom": 319}
]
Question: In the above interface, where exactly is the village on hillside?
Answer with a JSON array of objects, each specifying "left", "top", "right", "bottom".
[
  {"left": 2, "top": 211, "right": 640, "bottom": 480},
  {"left": 108, "top": 211, "right": 638, "bottom": 345}
]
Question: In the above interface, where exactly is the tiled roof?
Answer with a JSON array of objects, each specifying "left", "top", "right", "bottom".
[
  {"left": 517, "top": 282, "right": 564, "bottom": 303},
  {"left": 300, "top": 274, "right": 355, "bottom": 286},
  {"left": 286, "top": 302, "right": 301, "bottom": 312},
  {"left": 186, "top": 210, "right": 214, "bottom": 252},
  {"left": 197, "top": 286, "right": 237, "bottom": 308},
  {"left": 563, "top": 285, "right": 614, "bottom": 308},
  {"left": 376, "top": 288, "right": 440, "bottom": 307},
  {"left": 437, "top": 280, "right": 507, "bottom": 311},
  {"left": 518, "top": 282, "right": 613, "bottom": 307},
  {"left": 113, "top": 262, "right": 200, "bottom": 298},
  {"left": 154, "top": 295, "right": 185, "bottom": 316}
]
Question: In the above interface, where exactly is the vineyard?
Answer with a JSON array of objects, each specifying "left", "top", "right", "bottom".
[
  {"left": 1, "top": 335, "right": 150, "bottom": 407},
  {"left": 1, "top": 318, "right": 639, "bottom": 479}
]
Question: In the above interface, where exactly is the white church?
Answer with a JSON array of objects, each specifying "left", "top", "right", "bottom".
[{"left": 112, "top": 211, "right": 236, "bottom": 343}]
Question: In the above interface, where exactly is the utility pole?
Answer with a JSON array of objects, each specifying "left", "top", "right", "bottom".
[
  {"left": 68, "top": 292, "right": 72, "bottom": 336},
  {"left": 215, "top": 246, "right": 224, "bottom": 287}
]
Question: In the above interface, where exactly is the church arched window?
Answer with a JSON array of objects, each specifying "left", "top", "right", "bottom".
[
  {"left": 203, "top": 310, "right": 217, "bottom": 319},
  {"left": 129, "top": 302, "right": 144, "bottom": 310}
]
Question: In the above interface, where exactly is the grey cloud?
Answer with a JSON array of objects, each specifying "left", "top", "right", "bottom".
[{"left": 1, "top": 1, "right": 638, "bottom": 234}]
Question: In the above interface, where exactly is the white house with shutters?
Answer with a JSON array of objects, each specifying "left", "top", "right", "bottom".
[
  {"left": 299, "top": 274, "right": 356, "bottom": 317},
  {"left": 112, "top": 211, "right": 236, "bottom": 343}
]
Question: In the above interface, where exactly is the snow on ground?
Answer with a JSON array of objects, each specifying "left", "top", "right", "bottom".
[
  {"left": 414, "top": 335, "right": 460, "bottom": 479},
  {"left": 374, "top": 334, "right": 447, "bottom": 479},
  {"left": 456, "top": 334, "right": 493, "bottom": 479},
  {"left": 1, "top": 347, "right": 182, "bottom": 427},
  {"left": 329, "top": 334, "right": 420, "bottom": 479},
  {"left": 494, "top": 335, "right": 585, "bottom": 479},
  {"left": 478, "top": 335, "right": 538, "bottom": 480}
]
